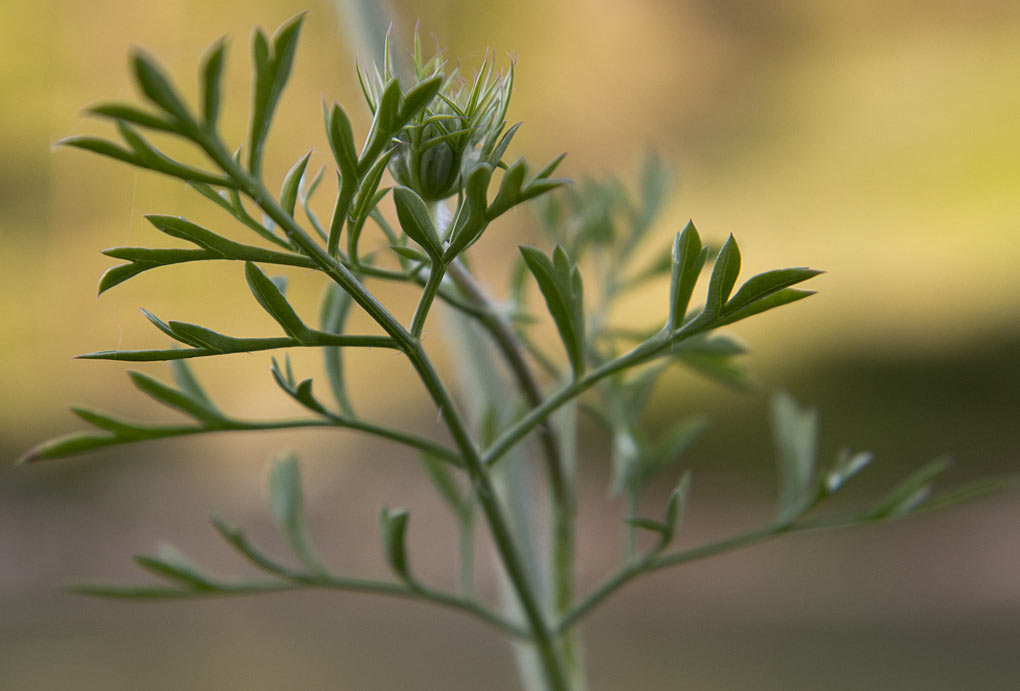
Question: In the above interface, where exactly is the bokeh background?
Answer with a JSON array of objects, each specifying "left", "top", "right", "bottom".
[{"left": 2, "top": 0, "right": 1019, "bottom": 689}]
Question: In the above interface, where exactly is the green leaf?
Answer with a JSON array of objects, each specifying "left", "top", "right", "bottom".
[
  {"left": 520, "top": 244, "right": 585, "bottom": 378},
  {"left": 918, "top": 474, "right": 1020, "bottom": 514},
  {"left": 393, "top": 186, "right": 442, "bottom": 260},
  {"left": 487, "top": 121, "right": 521, "bottom": 166},
  {"left": 360, "top": 78, "right": 402, "bottom": 168},
  {"left": 17, "top": 432, "right": 121, "bottom": 464},
  {"left": 131, "top": 50, "right": 193, "bottom": 125},
  {"left": 58, "top": 136, "right": 139, "bottom": 166},
  {"left": 770, "top": 391, "right": 818, "bottom": 523},
  {"left": 141, "top": 308, "right": 202, "bottom": 346},
  {"left": 327, "top": 103, "right": 358, "bottom": 175},
  {"left": 723, "top": 268, "right": 822, "bottom": 317},
  {"left": 347, "top": 148, "right": 396, "bottom": 259},
  {"left": 87, "top": 103, "right": 181, "bottom": 133},
  {"left": 200, "top": 38, "right": 227, "bottom": 128},
  {"left": 144, "top": 215, "right": 233, "bottom": 254},
  {"left": 444, "top": 163, "right": 493, "bottom": 260},
  {"left": 668, "top": 221, "right": 707, "bottom": 330},
  {"left": 824, "top": 449, "right": 874, "bottom": 494},
  {"left": 128, "top": 371, "right": 225, "bottom": 425},
  {"left": 280, "top": 151, "right": 312, "bottom": 217},
  {"left": 266, "top": 454, "right": 326, "bottom": 572},
  {"left": 71, "top": 407, "right": 149, "bottom": 437},
  {"left": 626, "top": 471, "right": 691, "bottom": 545},
  {"left": 268, "top": 454, "right": 303, "bottom": 541},
  {"left": 248, "top": 13, "right": 305, "bottom": 176},
  {"left": 114, "top": 122, "right": 235, "bottom": 187},
  {"left": 488, "top": 158, "right": 529, "bottom": 217},
  {"left": 869, "top": 457, "right": 953, "bottom": 519},
  {"left": 134, "top": 543, "right": 216, "bottom": 589},
  {"left": 422, "top": 452, "right": 469, "bottom": 516},
  {"left": 698, "top": 234, "right": 741, "bottom": 324},
  {"left": 390, "top": 245, "right": 430, "bottom": 263},
  {"left": 663, "top": 470, "right": 693, "bottom": 539},
  {"left": 165, "top": 321, "right": 233, "bottom": 352},
  {"left": 293, "top": 379, "right": 329, "bottom": 416},
  {"left": 170, "top": 359, "right": 218, "bottom": 410},
  {"left": 244, "top": 262, "right": 309, "bottom": 340},
  {"left": 714, "top": 288, "right": 816, "bottom": 327},
  {"left": 398, "top": 75, "right": 443, "bottom": 122},
  {"left": 535, "top": 154, "right": 569, "bottom": 185},
  {"left": 626, "top": 517, "right": 671, "bottom": 536},
  {"left": 319, "top": 284, "right": 355, "bottom": 417},
  {"left": 379, "top": 507, "right": 412, "bottom": 580}
]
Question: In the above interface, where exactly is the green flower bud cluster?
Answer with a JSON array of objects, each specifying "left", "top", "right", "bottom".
[{"left": 359, "top": 33, "right": 515, "bottom": 201}]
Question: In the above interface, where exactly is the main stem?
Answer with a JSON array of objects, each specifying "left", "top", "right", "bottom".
[{"left": 199, "top": 134, "right": 570, "bottom": 690}]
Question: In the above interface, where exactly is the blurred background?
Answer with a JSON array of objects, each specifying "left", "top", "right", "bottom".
[{"left": 2, "top": 0, "right": 1018, "bottom": 688}]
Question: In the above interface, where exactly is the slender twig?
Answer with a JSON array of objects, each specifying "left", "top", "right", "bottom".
[{"left": 556, "top": 525, "right": 789, "bottom": 634}]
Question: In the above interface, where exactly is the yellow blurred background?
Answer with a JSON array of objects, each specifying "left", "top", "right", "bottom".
[{"left": 1, "top": 0, "right": 1018, "bottom": 689}]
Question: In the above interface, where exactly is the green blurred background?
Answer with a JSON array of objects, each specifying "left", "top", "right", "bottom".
[{"left": 2, "top": 0, "right": 1018, "bottom": 688}]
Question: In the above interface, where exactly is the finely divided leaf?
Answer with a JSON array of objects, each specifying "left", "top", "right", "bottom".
[
  {"left": 280, "top": 151, "right": 312, "bottom": 217},
  {"left": 200, "top": 38, "right": 227, "bottom": 128},
  {"left": 170, "top": 359, "right": 218, "bottom": 411},
  {"left": 58, "top": 136, "right": 139, "bottom": 166},
  {"left": 520, "top": 245, "right": 586, "bottom": 378},
  {"left": 868, "top": 457, "right": 953, "bottom": 519},
  {"left": 244, "top": 262, "right": 309, "bottom": 340},
  {"left": 319, "top": 283, "right": 355, "bottom": 416},
  {"left": 770, "top": 391, "right": 818, "bottom": 523},
  {"left": 698, "top": 234, "right": 741, "bottom": 324},
  {"left": 723, "top": 268, "right": 822, "bottom": 317},
  {"left": 134, "top": 543, "right": 216, "bottom": 590},
  {"left": 825, "top": 449, "right": 874, "bottom": 494},
  {"left": 393, "top": 186, "right": 442, "bottom": 260},
  {"left": 144, "top": 215, "right": 234, "bottom": 254},
  {"left": 714, "top": 288, "right": 815, "bottom": 327},
  {"left": 668, "top": 221, "right": 707, "bottom": 330},
  {"left": 379, "top": 507, "right": 412, "bottom": 580},
  {"left": 267, "top": 454, "right": 326, "bottom": 572},
  {"left": 398, "top": 75, "right": 443, "bottom": 123},
  {"left": 128, "top": 371, "right": 225, "bottom": 425},
  {"left": 131, "top": 51, "right": 193, "bottom": 124},
  {"left": 320, "top": 281, "right": 357, "bottom": 412},
  {"left": 248, "top": 14, "right": 305, "bottom": 176},
  {"left": 327, "top": 103, "right": 358, "bottom": 175},
  {"left": 87, "top": 103, "right": 180, "bottom": 133},
  {"left": 663, "top": 470, "right": 693, "bottom": 539}
]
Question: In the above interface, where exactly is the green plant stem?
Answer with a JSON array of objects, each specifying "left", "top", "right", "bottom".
[
  {"left": 192, "top": 417, "right": 464, "bottom": 466},
  {"left": 410, "top": 263, "right": 446, "bottom": 337},
  {"left": 214, "top": 524, "right": 530, "bottom": 638},
  {"left": 445, "top": 258, "right": 579, "bottom": 669},
  {"left": 405, "top": 344, "right": 571, "bottom": 691},
  {"left": 555, "top": 525, "right": 790, "bottom": 634},
  {"left": 484, "top": 330, "right": 681, "bottom": 468},
  {"left": 198, "top": 131, "right": 570, "bottom": 691}
]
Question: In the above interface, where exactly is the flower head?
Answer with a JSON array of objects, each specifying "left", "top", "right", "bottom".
[{"left": 359, "top": 32, "right": 515, "bottom": 201}]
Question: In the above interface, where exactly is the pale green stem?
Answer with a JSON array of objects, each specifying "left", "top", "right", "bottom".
[
  {"left": 444, "top": 258, "right": 581, "bottom": 683},
  {"left": 458, "top": 510, "right": 476, "bottom": 598},
  {"left": 410, "top": 263, "right": 446, "bottom": 338},
  {"left": 556, "top": 525, "right": 789, "bottom": 634}
]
